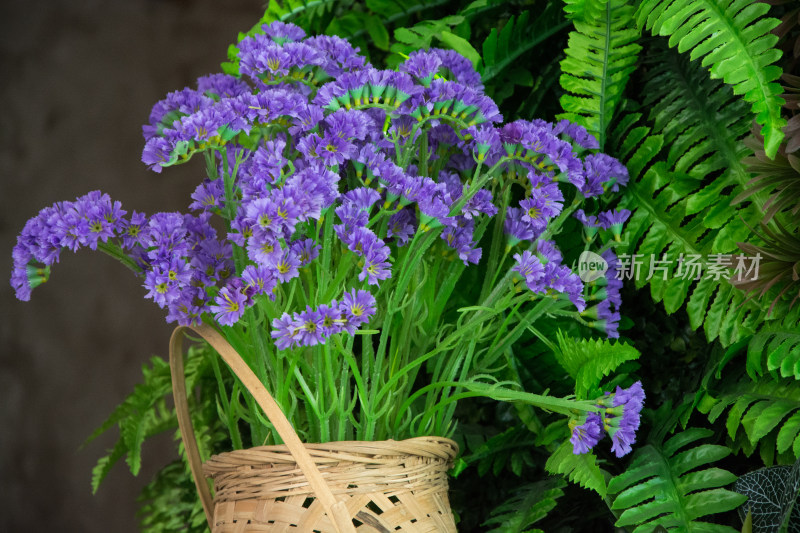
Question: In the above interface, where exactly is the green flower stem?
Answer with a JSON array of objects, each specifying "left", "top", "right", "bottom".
[
  {"left": 293, "top": 365, "right": 324, "bottom": 439},
  {"left": 97, "top": 242, "right": 142, "bottom": 275},
  {"left": 479, "top": 178, "right": 511, "bottom": 301},
  {"left": 246, "top": 308, "right": 272, "bottom": 446},
  {"left": 208, "top": 351, "right": 243, "bottom": 450}
]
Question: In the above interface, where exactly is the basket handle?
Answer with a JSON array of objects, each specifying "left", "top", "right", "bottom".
[{"left": 169, "top": 323, "right": 356, "bottom": 533}]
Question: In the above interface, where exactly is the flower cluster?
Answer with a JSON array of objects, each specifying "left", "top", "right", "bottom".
[
  {"left": 570, "top": 381, "right": 645, "bottom": 457},
  {"left": 581, "top": 249, "right": 624, "bottom": 338},
  {"left": 271, "top": 289, "right": 376, "bottom": 349},
  {"left": 11, "top": 21, "right": 633, "bottom": 351}
]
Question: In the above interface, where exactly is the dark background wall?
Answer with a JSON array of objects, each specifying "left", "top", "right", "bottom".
[{"left": 1, "top": 1, "right": 263, "bottom": 530}]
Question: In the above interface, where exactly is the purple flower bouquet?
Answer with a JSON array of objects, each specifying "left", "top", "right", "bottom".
[{"left": 11, "top": 21, "right": 642, "bottom": 458}]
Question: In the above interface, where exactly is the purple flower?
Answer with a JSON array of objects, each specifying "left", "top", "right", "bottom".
[
  {"left": 291, "top": 238, "right": 320, "bottom": 266},
  {"left": 543, "top": 262, "right": 585, "bottom": 311},
  {"left": 512, "top": 251, "right": 545, "bottom": 290},
  {"left": 304, "top": 34, "right": 367, "bottom": 77},
  {"left": 209, "top": 283, "right": 248, "bottom": 326},
  {"left": 247, "top": 234, "right": 282, "bottom": 266},
  {"left": 272, "top": 249, "right": 301, "bottom": 283},
  {"left": 190, "top": 179, "right": 224, "bottom": 212},
  {"left": 582, "top": 153, "right": 629, "bottom": 196},
  {"left": 271, "top": 312, "right": 302, "bottom": 350},
  {"left": 606, "top": 381, "right": 645, "bottom": 457},
  {"left": 519, "top": 196, "right": 549, "bottom": 232},
  {"left": 504, "top": 207, "right": 537, "bottom": 245},
  {"left": 553, "top": 120, "right": 599, "bottom": 149},
  {"left": 242, "top": 264, "right": 277, "bottom": 299},
  {"left": 142, "top": 137, "right": 176, "bottom": 173},
  {"left": 598, "top": 209, "right": 631, "bottom": 240},
  {"left": 262, "top": 21, "right": 306, "bottom": 43},
  {"left": 343, "top": 187, "right": 381, "bottom": 211},
  {"left": 470, "top": 125, "right": 501, "bottom": 162},
  {"left": 400, "top": 50, "right": 442, "bottom": 85},
  {"left": 296, "top": 306, "right": 325, "bottom": 346},
  {"left": 571, "top": 413, "right": 605, "bottom": 454},
  {"left": 340, "top": 289, "right": 376, "bottom": 331},
  {"left": 197, "top": 73, "right": 251, "bottom": 99},
  {"left": 317, "top": 301, "right": 343, "bottom": 336},
  {"left": 583, "top": 299, "right": 621, "bottom": 338},
  {"left": 537, "top": 239, "right": 562, "bottom": 264},
  {"left": 388, "top": 208, "right": 416, "bottom": 246},
  {"left": 360, "top": 245, "right": 392, "bottom": 286},
  {"left": 290, "top": 104, "right": 324, "bottom": 135},
  {"left": 573, "top": 209, "right": 601, "bottom": 241},
  {"left": 431, "top": 48, "right": 483, "bottom": 89}
]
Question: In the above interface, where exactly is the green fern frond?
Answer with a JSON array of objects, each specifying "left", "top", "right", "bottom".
[
  {"left": 558, "top": 0, "right": 643, "bottom": 150},
  {"left": 699, "top": 375, "right": 800, "bottom": 459},
  {"left": 137, "top": 460, "right": 208, "bottom": 532},
  {"left": 617, "top": 47, "right": 774, "bottom": 347},
  {"left": 91, "top": 439, "right": 127, "bottom": 495},
  {"left": 608, "top": 427, "right": 746, "bottom": 531},
  {"left": 121, "top": 398, "right": 174, "bottom": 476},
  {"left": 554, "top": 332, "right": 640, "bottom": 398},
  {"left": 87, "top": 345, "right": 213, "bottom": 492},
  {"left": 636, "top": 0, "right": 786, "bottom": 158},
  {"left": 455, "top": 425, "right": 536, "bottom": 478},
  {"left": 480, "top": 6, "right": 569, "bottom": 84},
  {"left": 483, "top": 477, "right": 566, "bottom": 533},
  {"left": 545, "top": 439, "right": 608, "bottom": 497},
  {"left": 746, "top": 313, "right": 800, "bottom": 380}
]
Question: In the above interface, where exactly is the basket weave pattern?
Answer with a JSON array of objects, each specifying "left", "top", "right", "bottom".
[{"left": 204, "top": 437, "right": 458, "bottom": 532}]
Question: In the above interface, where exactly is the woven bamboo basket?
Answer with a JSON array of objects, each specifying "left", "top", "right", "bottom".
[{"left": 169, "top": 324, "right": 459, "bottom": 533}]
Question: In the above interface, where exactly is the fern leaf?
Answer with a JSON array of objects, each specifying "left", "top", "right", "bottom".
[
  {"left": 91, "top": 439, "right": 127, "bottom": 494},
  {"left": 700, "top": 376, "right": 800, "bottom": 459},
  {"left": 456, "top": 425, "right": 536, "bottom": 478},
  {"left": 558, "top": 0, "right": 643, "bottom": 150},
  {"left": 608, "top": 427, "right": 746, "bottom": 531},
  {"left": 545, "top": 439, "right": 608, "bottom": 497},
  {"left": 481, "top": 6, "right": 569, "bottom": 83},
  {"left": 137, "top": 460, "right": 208, "bottom": 532},
  {"left": 87, "top": 345, "right": 213, "bottom": 491},
  {"left": 617, "top": 47, "right": 771, "bottom": 347},
  {"left": 746, "top": 314, "right": 800, "bottom": 380},
  {"left": 554, "top": 331, "right": 640, "bottom": 398},
  {"left": 636, "top": 0, "right": 786, "bottom": 158},
  {"left": 82, "top": 356, "right": 171, "bottom": 447},
  {"left": 483, "top": 478, "right": 567, "bottom": 533}
]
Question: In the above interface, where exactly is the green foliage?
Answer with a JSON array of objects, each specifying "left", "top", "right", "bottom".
[
  {"left": 87, "top": 344, "right": 214, "bottom": 493},
  {"left": 558, "top": 0, "right": 643, "bottom": 150},
  {"left": 733, "top": 459, "right": 800, "bottom": 533},
  {"left": 746, "top": 315, "right": 800, "bottom": 381},
  {"left": 480, "top": 5, "right": 569, "bottom": 105},
  {"left": 553, "top": 331, "right": 641, "bottom": 398},
  {"left": 87, "top": 355, "right": 178, "bottom": 492},
  {"left": 545, "top": 439, "right": 608, "bottom": 498},
  {"left": 608, "top": 427, "right": 746, "bottom": 531},
  {"left": 453, "top": 425, "right": 536, "bottom": 478},
  {"left": 483, "top": 477, "right": 566, "bottom": 533},
  {"left": 617, "top": 45, "right": 772, "bottom": 348},
  {"left": 389, "top": 15, "right": 479, "bottom": 65},
  {"left": 636, "top": 0, "right": 786, "bottom": 158},
  {"left": 699, "top": 375, "right": 800, "bottom": 461},
  {"left": 137, "top": 460, "right": 208, "bottom": 533}
]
